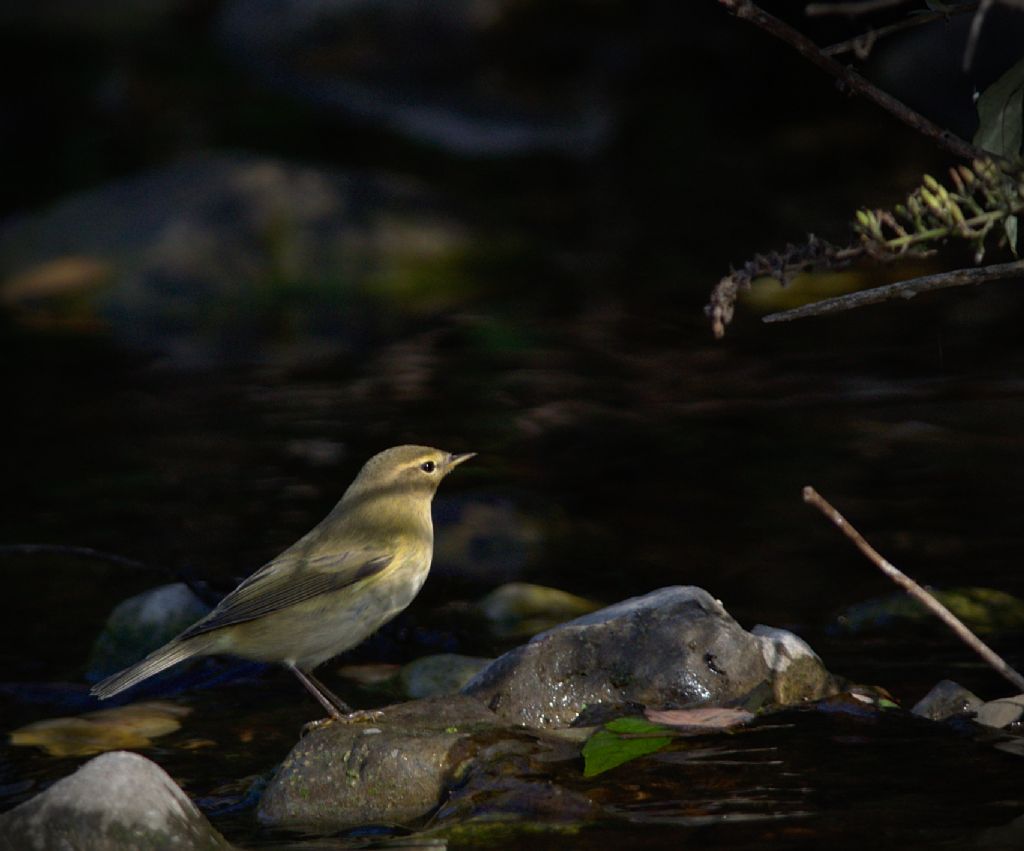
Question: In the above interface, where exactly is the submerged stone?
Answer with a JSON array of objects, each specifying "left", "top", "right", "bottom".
[
  {"left": 475, "top": 582, "right": 602, "bottom": 640},
  {"left": 399, "top": 653, "right": 493, "bottom": 699},
  {"left": 9, "top": 701, "right": 191, "bottom": 758},
  {"left": 833, "top": 587, "right": 1024, "bottom": 636},
  {"left": 86, "top": 582, "right": 210, "bottom": 681}
]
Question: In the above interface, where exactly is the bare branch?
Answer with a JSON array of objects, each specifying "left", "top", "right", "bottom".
[
  {"left": 0, "top": 543, "right": 152, "bottom": 572},
  {"left": 964, "top": 0, "right": 995, "bottom": 69},
  {"left": 716, "top": 0, "right": 994, "bottom": 162},
  {"left": 763, "top": 258, "right": 1024, "bottom": 323},
  {"left": 802, "top": 486, "right": 1024, "bottom": 694},
  {"left": 823, "top": 5, "right": 979, "bottom": 58},
  {"left": 807, "top": 0, "right": 915, "bottom": 16}
]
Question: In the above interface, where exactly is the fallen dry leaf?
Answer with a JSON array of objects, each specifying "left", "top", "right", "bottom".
[{"left": 643, "top": 707, "right": 754, "bottom": 730}]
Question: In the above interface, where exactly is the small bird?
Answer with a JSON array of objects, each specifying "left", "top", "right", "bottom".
[{"left": 91, "top": 445, "right": 474, "bottom": 719}]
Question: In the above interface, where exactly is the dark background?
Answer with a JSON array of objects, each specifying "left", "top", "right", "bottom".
[{"left": 3, "top": 4, "right": 1024, "bottom": 840}]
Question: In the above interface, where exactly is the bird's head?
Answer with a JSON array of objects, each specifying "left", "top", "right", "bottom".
[{"left": 342, "top": 445, "right": 475, "bottom": 508}]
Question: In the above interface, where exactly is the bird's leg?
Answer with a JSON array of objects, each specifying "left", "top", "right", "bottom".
[
  {"left": 288, "top": 663, "right": 351, "bottom": 720},
  {"left": 287, "top": 663, "right": 386, "bottom": 731}
]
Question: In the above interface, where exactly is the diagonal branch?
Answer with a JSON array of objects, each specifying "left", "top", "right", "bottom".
[
  {"left": 803, "top": 486, "right": 1024, "bottom": 694},
  {"left": 762, "top": 258, "right": 1024, "bottom": 323},
  {"left": 716, "top": 0, "right": 995, "bottom": 162}
]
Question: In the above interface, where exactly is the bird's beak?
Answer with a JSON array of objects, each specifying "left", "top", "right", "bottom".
[{"left": 446, "top": 451, "right": 476, "bottom": 470}]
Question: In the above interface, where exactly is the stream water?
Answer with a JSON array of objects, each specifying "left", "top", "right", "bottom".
[{"left": 4, "top": 303, "right": 1024, "bottom": 848}]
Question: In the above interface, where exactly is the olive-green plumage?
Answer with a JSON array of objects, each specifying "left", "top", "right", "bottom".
[{"left": 91, "top": 445, "right": 473, "bottom": 717}]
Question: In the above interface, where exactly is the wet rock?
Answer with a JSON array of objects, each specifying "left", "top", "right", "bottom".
[
  {"left": 0, "top": 750, "right": 232, "bottom": 851},
  {"left": 86, "top": 582, "right": 210, "bottom": 681},
  {"left": 915, "top": 684, "right": 1024, "bottom": 729},
  {"left": 257, "top": 694, "right": 499, "bottom": 830},
  {"left": 476, "top": 582, "right": 602, "bottom": 640},
  {"left": 260, "top": 589, "right": 840, "bottom": 832},
  {"left": 464, "top": 586, "right": 831, "bottom": 728},
  {"left": 911, "top": 679, "right": 984, "bottom": 721},
  {"left": 751, "top": 625, "right": 838, "bottom": 705},
  {"left": 460, "top": 585, "right": 827, "bottom": 733},
  {"left": 437, "top": 736, "right": 602, "bottom": 826},
  {"left": 399, "top": 653, "right": 493, "bottom": 699}
]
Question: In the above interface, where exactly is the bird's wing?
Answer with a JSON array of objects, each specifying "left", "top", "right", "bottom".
[{"left": 180, "top": 549, "right": 393, "bottom": 638}]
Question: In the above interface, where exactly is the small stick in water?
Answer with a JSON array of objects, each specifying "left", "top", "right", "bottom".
[{"left": 802, "top": 485, "right": 1024, "bottom": 694}]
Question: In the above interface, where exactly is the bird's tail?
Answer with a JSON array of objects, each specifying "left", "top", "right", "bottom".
[{"left": 90, "top": 634, "right": 216, "bottom": 699}]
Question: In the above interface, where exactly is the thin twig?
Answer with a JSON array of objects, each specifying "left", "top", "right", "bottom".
[
  {"left": 963, "top": 0, "right": 994, "bottom": 69},
  {"left": 807, "top": 0, "right": 914, "bottom": 15},
  {"left": 0, "top": 544, "right": 153, "bottom": 572},
  {"left": 823, "top": 5, "right": 979, "bottom": 58},
  {"left": 802, "top": 486, "right": 1024, "bottom": 694},
  {"left": 0, "top": 543, "right": 220, "bottom": 606},
  {"left": 717, "top": 0, "right": 995, "bottom": 162},
  {"left": 762, "top": 258, "right": 1024, "bottom": 323}
]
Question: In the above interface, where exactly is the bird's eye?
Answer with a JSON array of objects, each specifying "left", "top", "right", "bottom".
[{"left": 420, "top": 460, "right": 436, "bottom": 473}]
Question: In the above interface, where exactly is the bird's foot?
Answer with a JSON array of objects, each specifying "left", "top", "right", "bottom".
[
  {"left": 300, "top": 708, "right": 385, "bottom": 736},
  {"left": 341, "top": 708, "right": 385, "bottom": 724}
]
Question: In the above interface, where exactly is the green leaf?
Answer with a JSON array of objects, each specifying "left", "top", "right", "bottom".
[
  {"left": 974, "top": 57, "right": 1024, "bottom": 159},
  {"left": 1005, "top": 215, "right": 1019, "bottom": 256},
  {"left": 581, "top": 717, "right": 674, "bottom": 777},
  {"left": 604, "top": 717, "right": 672, "bottom": 735}
]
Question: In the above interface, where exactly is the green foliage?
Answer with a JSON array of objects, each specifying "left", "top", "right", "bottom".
[
  {"left": 974, "top": 58, "right": 1024, "bottom": 250},
  {"left": 852, "top": 159, "right": 1024, "bottom": 263},
  {"left": 974, "top": 57, "right": 1024, "bottom": 161},
  {"left": 581, "top": 717, "right": 674, "bottom": 778}
]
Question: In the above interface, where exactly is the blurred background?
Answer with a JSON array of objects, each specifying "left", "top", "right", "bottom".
[{"left": 4, "top": 0, "right": 1024, "bottom": 743}]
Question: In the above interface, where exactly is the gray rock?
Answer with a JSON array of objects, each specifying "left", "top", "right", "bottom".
[
  {"left": 911, "top": 679, "right": 984, "bottom": 721},
  {"left": 0, "top": 751, "right": 232, "bottom": 851},
  {"left": 87, "top": 582, "right": 210, "bottom": 681},
  {"left": 399, "top": 654, "right": 493, "bottom": 699},
  {"left": 258, "top": 694, "right": 499, "bottom": 830},
  {"left": 259, "top": 589, "right": 839, "bottom": 833},
  {"left": 751, "top": 625, "right": 838, "bottom": 705},
  {"left": 463, "top": 586, "right": 822, "bottom": 728},
  {"left": 976, "top": 695, "right": 1024, "bottom": 729}
]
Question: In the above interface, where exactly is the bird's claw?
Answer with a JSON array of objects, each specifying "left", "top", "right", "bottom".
[{"left": 301, "top": 708, "right": 385, "bottom": 736}]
